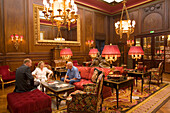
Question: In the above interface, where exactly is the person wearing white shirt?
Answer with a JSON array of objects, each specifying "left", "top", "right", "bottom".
[{"left": 32, "top": 61, "right": 53, "bottom": 90}]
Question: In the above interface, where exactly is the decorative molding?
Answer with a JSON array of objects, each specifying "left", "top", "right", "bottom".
[
  {"left": 6, "top": 52, "right": 26, "bottom": 55},
  {"left": 143, "top": 3, "right": 162, "bottom": 12}
]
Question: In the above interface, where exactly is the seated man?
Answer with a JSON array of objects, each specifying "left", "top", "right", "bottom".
[
  {"left": 61, "top": 62, "right": 81, "bottom": 84},
  {"left": 14, "top": 58, "right": 40, "bottom": 92}
]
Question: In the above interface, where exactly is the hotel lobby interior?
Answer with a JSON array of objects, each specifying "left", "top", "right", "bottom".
[{"left": 0, "top": 0, "right": 170, "bottom": 113}]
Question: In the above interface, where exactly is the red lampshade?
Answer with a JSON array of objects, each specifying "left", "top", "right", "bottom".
[
  {"left": 128, "top": 46, "right": 144, "bottom": 55},
  {"left": 60, "top": 48, "right": 73, "bottom": 57},
  {"left": 102, "top": 45, "right": 121, "bottom": 57},
  {"left": 89, "top": 48, "right": 98, "bottom": 55}
]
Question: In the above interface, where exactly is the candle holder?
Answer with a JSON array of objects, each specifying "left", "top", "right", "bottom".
[
  {"left": 127, "top": 39, "right": 134, "bottom": 46},
  {"left": 86, "top": 40, "right": 94, "bottom": 48},
  {"left": 11, "top": 34, "right": 23, "bottom": 50}
]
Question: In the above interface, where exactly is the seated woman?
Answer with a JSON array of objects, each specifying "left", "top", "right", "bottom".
[{"left": 32, "top": 61, "right": 53, "bottom": 90}]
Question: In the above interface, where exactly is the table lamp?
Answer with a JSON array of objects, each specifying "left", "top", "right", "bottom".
[
  {"left": 89, "top": 48, "right": 98, "bottom": 61},
  {"left": 102, "top": 44, "right": 121, "bottom": 69},
  {"left": 60, "top": 47, "right": 73, "bottom": 61},
  {"left": 128, "top": 46, "right": 144, "bottom": 69}
]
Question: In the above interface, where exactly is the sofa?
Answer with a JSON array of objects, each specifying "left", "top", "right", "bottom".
[{"left": 72, "top": 66, "right": 124, "bottom": 99}]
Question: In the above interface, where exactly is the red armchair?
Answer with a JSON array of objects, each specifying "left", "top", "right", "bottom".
[{"left": 0, "top": 65, "right": 16, "bottom": 91}]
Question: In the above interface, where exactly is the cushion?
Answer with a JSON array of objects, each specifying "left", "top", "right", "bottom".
[
  {"left": 91, "top": 68, "right": 102, "bottom": 83},
  {"left": 77, "top": 67, "right": 91, "bottom": 79},
  {"left": 7, "top": 89, "right": 52, "bottom": 113},
  {"left": 73, "top": 79, "right": 93, "bottom": 90},
  {"left": 89, "top": 67, "right": 110, "bottom": 79}
]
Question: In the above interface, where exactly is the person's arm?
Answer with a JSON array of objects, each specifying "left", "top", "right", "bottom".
[
  {"left": 46, "top": 68, "right": 53, "bottom": 80},
  {"left": 32, "top": 68, "right": 38, "bottom": 79}
]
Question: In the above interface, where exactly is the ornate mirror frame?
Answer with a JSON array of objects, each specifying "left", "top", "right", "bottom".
[{"left": 33, "top": 4, "right": 81, "bottom": 46}]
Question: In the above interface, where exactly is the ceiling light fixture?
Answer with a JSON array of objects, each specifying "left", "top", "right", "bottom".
[{"left": 115, "top": 0, "right": 136, "bottom": 39}]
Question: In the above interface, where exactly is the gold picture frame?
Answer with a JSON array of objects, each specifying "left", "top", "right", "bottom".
[{"left": 33, "top": 4, "right": 81, "bottom": 46}]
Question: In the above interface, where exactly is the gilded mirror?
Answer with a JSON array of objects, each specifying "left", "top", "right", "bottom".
[{"left": 33, "top": 4, "right": 81, "bottom": 46}]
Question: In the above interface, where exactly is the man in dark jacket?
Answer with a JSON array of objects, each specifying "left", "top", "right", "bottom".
[{"left": 14, "top": 58, "right": 39, "bottom": 92}]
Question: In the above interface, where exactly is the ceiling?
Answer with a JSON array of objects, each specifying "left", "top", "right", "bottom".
[{"left": 75, "top": 0, "right": 156, "bottom": 15}]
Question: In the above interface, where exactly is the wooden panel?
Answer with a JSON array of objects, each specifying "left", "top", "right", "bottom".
[
  {"left": 141, "top": 1, "right": 165, "bottom": 33},
  {"left": 129, "top": 10, "right": 139, "bottom": 36},
  {"left": 0, "top": 0, "right": 4, "bottom": 54},
  {"left": 168, "top": 0, "right": 170, "bottom": 30},
  {"left": 143, "top": 13, "right": 163, "bottom": 32},
  {"left": 4, "top": 0, "right": 26, "bottom": 53},
  {"left": 95, "top": 13, "right": 105, "bottom": 34},
  {"left": 85, "top": 10, "right": 93, "bottom": 41}
]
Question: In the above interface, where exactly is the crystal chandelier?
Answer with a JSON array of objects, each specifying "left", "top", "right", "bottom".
[
  {"left": 115, "top": 0, "right": 136, "bottom": 39},
  {"left": 42, "top": 0, "right": 78, "bottom": 31}
]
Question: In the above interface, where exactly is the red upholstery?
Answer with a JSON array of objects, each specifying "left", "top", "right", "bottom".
[
  {"left": 73, "top": 60, "right": 81, "bottom": 66},
  {"left": 77, "top": 67, "right": 91, "bottom": 79},
  {"left": 73, "top": 79, "right": 93, "bottom": 90},
  {"left": 75, "top": 66, "right": 112, "bottom": 99},
  {"left": 7, "top": 89, "right": 52, "bottom": 113},
  {"left": 0, "top": 65, "right": 15, "bottom": 81}
]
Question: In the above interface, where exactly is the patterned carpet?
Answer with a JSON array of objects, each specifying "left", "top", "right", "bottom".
[{"left": 52, "top": 81, "right": 170, "bottom": 113}]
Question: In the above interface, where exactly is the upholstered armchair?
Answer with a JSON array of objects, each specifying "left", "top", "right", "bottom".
[
  {"left": 0, "top": 65, "right": 15, "bottom": 91},
  {"left": 150, "top": 61, "right": 164, "bottom": 85},
  {"left": 66, "top": 73, "right": 104, "bottom": 113}
]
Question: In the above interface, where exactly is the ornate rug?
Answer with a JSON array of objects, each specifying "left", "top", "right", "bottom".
[{"left": 52, "top": 81, "right": 170, "bottom": 113}]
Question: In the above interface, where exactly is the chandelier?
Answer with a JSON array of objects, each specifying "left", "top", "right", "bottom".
[
  {"left": 115, "top": 0, "right": 136, "bottom": 39},
  {"left": 103, "top": 0, "right": 123, "bottom": 3},
  {"left": 42, "top": 0, "right": 78, "bottom": 31}
]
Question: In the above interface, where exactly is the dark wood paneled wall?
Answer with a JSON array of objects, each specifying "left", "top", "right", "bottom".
[
  {"left": 112, "top": 0, "right": 170, "bottom": 66},
  {"left": 0, "top": 0, "right": 112, "bottom": 70}
]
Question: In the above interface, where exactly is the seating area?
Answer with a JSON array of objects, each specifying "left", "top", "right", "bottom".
[{"left": 0, "top": 0, "right": 170, "bottom": 113}]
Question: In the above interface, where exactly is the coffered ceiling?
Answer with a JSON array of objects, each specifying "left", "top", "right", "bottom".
[{"left": 75, "top": 0, "right": 156, "bottom": 15}]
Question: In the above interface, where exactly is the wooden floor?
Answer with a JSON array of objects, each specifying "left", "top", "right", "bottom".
[{"left": 0, "top": 73, "right": 170, "bottom": 113}]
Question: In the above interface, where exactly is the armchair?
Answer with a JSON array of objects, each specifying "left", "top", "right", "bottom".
[
  {"left": 0, "top": 65, "right": 16, "bottom": 91},
  {"left": 66, "top": 73, "right": 104, "bottom": 113},
  {"left": 150, "top": 61, "right": 164, "bottom": 85}
]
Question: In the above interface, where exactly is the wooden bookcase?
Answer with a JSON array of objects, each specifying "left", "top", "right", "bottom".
[{"left": 134, "top": 31, "right": 170, "bottom": 73}]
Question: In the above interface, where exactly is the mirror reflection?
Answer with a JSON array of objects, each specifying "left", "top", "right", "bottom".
[{"left": 39, "top": 11, "right": 77, "bottom": 41}]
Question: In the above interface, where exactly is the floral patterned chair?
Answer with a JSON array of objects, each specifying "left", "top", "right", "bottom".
[
  {"left": 150, "top": 61, "right": 164, "bottom": 85},
  {"left": 66, "top": 73, "right": 104, "bottom": 113}
]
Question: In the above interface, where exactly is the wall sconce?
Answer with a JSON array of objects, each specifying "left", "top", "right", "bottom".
[
  {"left": 86, "top": 40, "right": 94, "bottom": 48},
  {"left": 11, "top": 34, "right": 23, "bottom": 50},
  {"left": 127, "top": 39, "right": 134, "bottom": 46}
]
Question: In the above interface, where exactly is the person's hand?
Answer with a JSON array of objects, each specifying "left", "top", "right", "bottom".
[
  {"left": 47, "top": 77, "right": 50, "bottom": 81},
  {"left": 65, "top": 79, "right": 70, "bottom": 83}
]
